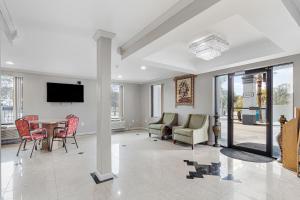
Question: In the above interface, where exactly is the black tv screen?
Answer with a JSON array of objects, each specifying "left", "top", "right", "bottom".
[{"left": 47, "top": 82, "right": 84, "bottom": 102}]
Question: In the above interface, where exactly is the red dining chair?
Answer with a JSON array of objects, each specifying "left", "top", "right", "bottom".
[
  {"left": 57, "top": 114, "right": 76, "bottom": 127},
  {"left": 51, "top": 116, "right": 79, "bottom": 153},
  {"left": 22, "top": 115, "right": 40, "bottom": 150},
  {"left": 15, "top": 118, "right": 47, "bottom": 158},
  {"left": 23, "top": 115, "right": 40, "bottom": 130}
]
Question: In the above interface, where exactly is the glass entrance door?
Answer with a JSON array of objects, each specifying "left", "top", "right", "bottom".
[{"left": 229, "top": 68, "right": 272, "bottom": 156}]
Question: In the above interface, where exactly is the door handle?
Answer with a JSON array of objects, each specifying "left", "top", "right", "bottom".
[{"left": 249, "top": 107, "right": 259, "bottom": 110}]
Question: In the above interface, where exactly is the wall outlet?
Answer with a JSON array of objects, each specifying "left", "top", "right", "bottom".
[{"left": 81, "top": 122, "right": 85, "bottom": 126}]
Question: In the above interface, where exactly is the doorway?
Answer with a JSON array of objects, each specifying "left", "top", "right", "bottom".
[
  {"left": 228, "top": 68, "right": 272, "bottom": 156},
  {"left": 215, "top": 63, "right": 294, "bottom": 157}
]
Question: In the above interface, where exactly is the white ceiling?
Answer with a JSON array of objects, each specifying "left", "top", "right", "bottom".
[
  {"left": 2, "top": 0, "right": 300, "bottom": 82},
  {"left": 143, "top": 14, "right": 283, "bottom": 73},
  {"left": 129, "top": 0, "right": 300, "bottom": 75},
  {"left": 1, "top": 0, "right": 181, "bottom": 82}
]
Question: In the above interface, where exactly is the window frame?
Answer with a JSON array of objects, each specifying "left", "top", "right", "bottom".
[
  {"left": 0, "top": 75, "right": 23, "bottom": 125},
  {"left": 150, "top": 84, "right": 163, "bottom": 118},
  {"left": 111, "top": 83, "right": 124, "bottom": 121}
]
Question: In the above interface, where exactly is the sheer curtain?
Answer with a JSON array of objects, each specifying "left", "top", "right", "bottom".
[
  {"left": 14, "top": 76, "right": 23, "bottom": 119},
  {"left": 151, "top": 84, "right": 162, "bottom": 118}
]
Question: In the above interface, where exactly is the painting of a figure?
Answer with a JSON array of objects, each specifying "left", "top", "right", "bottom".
[{"left": 174, "top": 75, "right": 195, "bottom": 106}]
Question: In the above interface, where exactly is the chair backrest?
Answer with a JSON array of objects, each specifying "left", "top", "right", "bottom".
[
  {"left": 66, "top": 116, "right": 79, "bottom": 136},
  {"left": 23, "top": 115, "right": 39, "bottom": 121},
  {"left": 66, "top": 114, "right": 76, "bottom": 119},
  {"left": 15, "top": 118, "right": 31, "bottom": 138},
  {"left": 188, "top": 114, "right": 208, "bottom": 129},
  {"left": 162, "top": 113, "right": 176, "bottom": 124},
  {"left": 23, "top": 115, "right": 39, "bottom": 130}
]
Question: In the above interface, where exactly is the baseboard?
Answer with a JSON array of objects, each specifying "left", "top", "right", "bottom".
[
  {"left": 76, "top": 131, "right": 96, "bottom": 136},
  {"left": 128, "top": 127, "right": 146, "bottom": 131},
  {"left": 77, "top": 127, "right": 146, "bottom": 135},
  {"left": 90, "top": 171, "right": 113, "bottom": 184}
]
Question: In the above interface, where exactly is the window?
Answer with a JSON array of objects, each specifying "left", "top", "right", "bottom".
[
  {"left": 111, "top": 84, "right": 123, "bottom": 120},
  {"left": 0, "top": 75, "right": 23, "bottom": 124},
  {"left": 151, "top": 84, "right": 162, "bottom": 118},
  {"left": 272, "top": 63, "right": 293, "bottom": 158},
  {"left": 215, "top": 75, "right": 228, "bottom": 147}
]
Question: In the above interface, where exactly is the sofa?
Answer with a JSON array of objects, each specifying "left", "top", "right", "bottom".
[
  {"left": 173, "top": 114, "right": 209, "bottom": 149},
  {"left": 148, "top": 112, "right": 178, "bottom": 139}
]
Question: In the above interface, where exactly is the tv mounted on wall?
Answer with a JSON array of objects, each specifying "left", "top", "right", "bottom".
[{"left": 47, "top": 82, "right": 84, "bottom": 102}]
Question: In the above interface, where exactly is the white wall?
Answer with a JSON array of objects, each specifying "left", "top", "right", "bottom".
[
  {"left": 21, "top": 73, "right": 96, "bottom": 134},
  {"left": 141, "top": 54, "right": 300, "bottom": 144},
  {"left": 1, "top": 71, "right": 144, "bottom": 134},
  {"left": 141, "top": 74, "right": 215, "bottom": 143},
  {"left": 121, "top": 83, "right": 143, "bottom": 129}
]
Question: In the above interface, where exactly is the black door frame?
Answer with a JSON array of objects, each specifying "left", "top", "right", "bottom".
[{"left": 227, "top": 67, "right": 273, "bottom": 157}]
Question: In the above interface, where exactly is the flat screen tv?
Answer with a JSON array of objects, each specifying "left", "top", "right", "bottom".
[{"left": 47, "top": 82, "right": 84, "bottom": 102}]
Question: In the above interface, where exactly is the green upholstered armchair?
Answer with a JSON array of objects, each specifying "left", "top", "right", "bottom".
[
  {"left": 173, "top": 114, "right": 209, "bottom": 149},
  {"left": 148, "top": 113, "right": 178, "bottom": 139}
]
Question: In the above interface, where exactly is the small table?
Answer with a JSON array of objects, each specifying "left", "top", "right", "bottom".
[{"left": 30, "top": 119, "right": 66, "bottom": 151}]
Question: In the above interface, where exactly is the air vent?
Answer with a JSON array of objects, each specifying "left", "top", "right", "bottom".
[{"left": 111, "top": 120, "right": 126, "bottom": 131}]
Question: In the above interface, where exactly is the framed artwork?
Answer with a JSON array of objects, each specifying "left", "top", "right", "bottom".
[{"left": 174, "top": 75, "right": 195, "bottom": 106}]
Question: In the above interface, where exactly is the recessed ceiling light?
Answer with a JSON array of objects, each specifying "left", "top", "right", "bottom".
[
  {"left": 5, "top": 61, "right": 14, "bottom": 65},
  {"left": 140, "top": 66, "right": 147, "bottom": 70},
  {"left": 117, "top": 75, "right": 123, "bottom": 79}
]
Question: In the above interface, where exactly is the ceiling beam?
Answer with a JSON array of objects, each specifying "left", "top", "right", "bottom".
[
  {"left": 119, "top": 0, "right": 221, "bottom": 59},
  {"left": 0, "top": 0, "right": 17, "bottom": 42},
  {"left": 282, "top": 0, "right": 300, "bottom": 27},
  {"left": 143, "top": 60, "right": 197, "bottom": 74}
]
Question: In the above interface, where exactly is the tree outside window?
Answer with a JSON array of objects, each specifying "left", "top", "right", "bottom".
[
  {"left": 111, "top": 84, "right": 123, "bottom": 120},
  {"left": 1, "top": 76, "right": 15, "bottom": 124}
]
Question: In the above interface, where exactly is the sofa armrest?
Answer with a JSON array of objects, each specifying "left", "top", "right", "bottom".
[
  {"left": 172, "top": 126, "right": 183, "bottom": 132},
  {"left": 165, "top": 121, "right": 177, "bottom": 127},
  {"left": 149, "top": 121, "right": 160, "bottom": 125},
  {"left": 192, "top": 127, "right": 207, "bottom": 135},
  {"left": 149, "top": 118, "right": 163, "bottom": 125},
  {"left": 149, "top": 114, "right": 164, "bottom": 125},
  {"left": 191, "top": 118, "right": 209, "bottom": 142}
]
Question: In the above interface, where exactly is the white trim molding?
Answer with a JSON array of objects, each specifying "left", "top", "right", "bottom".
[
  {"left": 95, "top": 171, "right": 114, "bottom": 182},
  {"left": 93, "top": 29, "right": 116, "bottom": 41},
  {"left": 0, "top": 0, "right": 17, "bottom": 42}
]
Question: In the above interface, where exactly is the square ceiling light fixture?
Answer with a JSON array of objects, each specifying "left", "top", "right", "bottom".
[{"left": 189, "top": 34, "right": 230, "bottom": 61}]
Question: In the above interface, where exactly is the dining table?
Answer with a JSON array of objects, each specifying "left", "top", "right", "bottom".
[{"left": 29, "top": 119, "right": 67, "bottom": 151}]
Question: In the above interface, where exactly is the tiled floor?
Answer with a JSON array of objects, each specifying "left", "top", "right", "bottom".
[{"left": 1, "top": 131, "right": 300, "bottom": 200}]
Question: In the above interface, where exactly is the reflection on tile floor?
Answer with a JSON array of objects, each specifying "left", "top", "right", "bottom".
[{"left": 1, "top": 130, "right": 300, "bottom": 200}]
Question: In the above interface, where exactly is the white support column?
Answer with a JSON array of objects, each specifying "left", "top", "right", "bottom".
[{"left": 93, "top": 30, "right": 115, "bottom": 181}]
